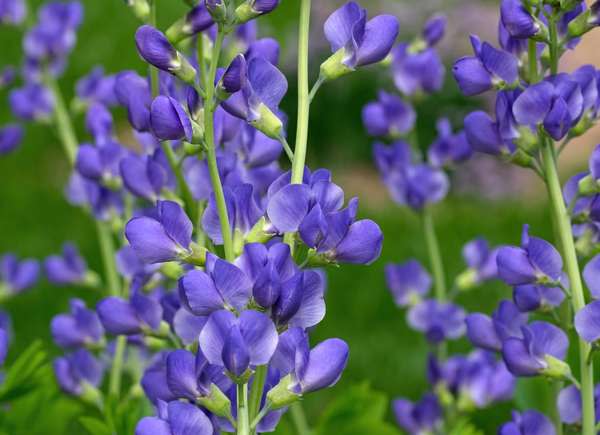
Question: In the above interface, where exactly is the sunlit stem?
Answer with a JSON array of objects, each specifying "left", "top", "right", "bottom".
[
  {"left": 290, "top": 402, "right": 311, "bottom": 435},
  {"left": 237, "top": 383, "right": 250, "bottom": 435},
  {"left": 248, "top": 365, "right": 268, "bottom": 435},
  {"left": 283, "top": 0, "right": 312, "bottom": 251},
  {"left": 161, "top": 141, "right": 198, "bottom": 224},
  {"left": 542, "top": 139, "right": 594, "bottom": 435},
  {"left": 44, "top": 74, "right": 78, "bottom": 165}
]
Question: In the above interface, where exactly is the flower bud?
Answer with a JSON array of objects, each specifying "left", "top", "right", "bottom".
[
  {"left": 124, "top": 0, "right": 150, "bottom": 22},
  {"left": 205, "top": 0, "right": 227, "bottom": 23},
  {"left": 166, "top": 5, "right": 214, "bottom": 44},
  {"left": 235, "top": 0, "right": 279, "bottom": 24}
]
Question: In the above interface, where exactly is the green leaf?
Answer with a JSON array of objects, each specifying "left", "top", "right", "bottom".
[
  {"left": 447, "top": 417, "right": 484, "bottom": 435},
  {"left": 312, "top": 383, "right": 401, "bottom": 435},
  {"left": 79, "top": 417, "right": 113, "bottom": 435},
  {"left": 0, "top": 340, "right": 48, "bottom": 403}
]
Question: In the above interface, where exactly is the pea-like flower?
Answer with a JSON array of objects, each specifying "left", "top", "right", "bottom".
[
  {"left": 500, "top": 0, "right": 541, "bottom": 39},
  {"left": 455, "top": 237, "right": 499, "bottom": 290},
  {"left": 119, "top": 151, "right": 172, "bottom": 201},
  {"left": 0, "top": 0, "right": 26, "bottom": 25},
  {"left": 165, "top": 3, "right": 214, "bottom": 44},
  {"left": 512, "top": 75, "right": 584, "bottom": 140},
  {"left": 53, "top": 348, "right": 103, "bottom": 397},
  {"left": 502, "top": 321, "right": 569, "bottom": 377},
  {"left": 385, "top": 259, "right": 431, "bottom": 307},
  {"left": 115, "top": 70, "right": 152, "bottom": 132},
  {"left": 453, "top": 35, "right": 519, "bottom": 96},
  {"left": 235, "top": 0, "right": 280, "bottom": 24},
  {"left": 0, "top": 124, "right": 23, "bottom": 155},
  {"left": 96, "top": 291, "right": 164, "bottom": 336},
  {"left": 320, "top": 1, "right": 399, "bottom": 81},
  {"left": 9, "top": 83, "right": 54, "bottom": 121},
  {"left": 51, "top": 298, "right": 104, "bottom": 349},
  {"left": 407, "top": 300, "right": 466, "bottom": 343},
  {"left": 0, "top": 253, "right": 40, "bottom": 297},
  {"left": 427, "top": 118, "right": 472, "bottom": 168},
  {"left": 556, "top": 384, "right": 600, "bottom": 426},
  {"left": 135, "top": 400, "right": 214, "bottom": 435},
  {"left": 498, "top": 410, "right": 556, "bottom": 435},
  {"left": 44, "top": 242, "right": 91, "bottom": 286},
  {"left": 125, "top": 200, "right": 193, "bottom": 264},
  {"left": 393, "top": 393, "right": 442, "bottom": 435},
  {"left": 135, "top": 25, "right": 197, "bottom": 84},
  {"left": 150, "top": 95, "right": 194, "bottom": 142},
  {"left": 199, "top": 309, "right": 278, "bottom": 378},
  {"left": 221, "top": 56, "right": 288, "bottom": 140},
  {"left": 497, "top": 225, "right": 563, "bottom": 286},
  {"left": 466, "top": 300, "right": 527, "bottom": 352},
  {"left": 361, "top": 91, "right": 415, "bottom": 138},
  {"left": 513, "top": 284, "right": 565, "bottom": 313}
]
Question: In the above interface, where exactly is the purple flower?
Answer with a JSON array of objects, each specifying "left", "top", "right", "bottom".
[
  {"left": 235, "top": 0, "right": 280, "bottom": 24},
  {"left": 361, "top": 91, "right": 415, "bottom": 138},
  {"left": 385, "top": 259, "right": 431, "bottom": 306},
  {"left": 135, "top": 400, "right": 213, "bottom": 435},
  {"left": 178, "top": 254, "right": 252, "bottom": 316},
  {"left": 574, "top": 300, "right": 600, "bottom": 343},
  {"left": 53, "top": 348, "right": 103, "bottom": 396},
  {"left": 453, "top": 35, "right": 518, "bottom": 96},
  {"left": 498, "top": 410, "right": 556, "bottom": 435},
  {"left": 202, "top": 183, "right": 262, "bottom": 245},
  {"left": 502, "top": 321, "right": 569, "bottom": 377},
  {"left": 466, "top": 300, "right": 528, "bottom": 352},
  {"left": 75, "top": 142, "right": 125, "bottom": 183},
  {"left": 556, "top": 384, "right": 600, "bottom": 425},
  {"left": 393, "top": 393, "right": 442, "bottom": 434},
  {"left": 0, "top": 326, "right": 7, "bottom": 366},
  {"left": 125, "top": 200, "right": 193, "bottom": 264},
  {"left": 9, "top": 83, "right": 54, "bottom": 121},
  {"left": 165, "top": 349, "right": 228, "bottom": 401},
  {"left": 500, "top": 0, "right": 541, "bottom": 38},
  {"left": 427, "top": 118, "right": 472, "bottom": 168},
  {"left": 120, "top": 152, "right": 172, "bottom": 201},
  {"left": 225, "top": 123, "right": 282, "bottom": 168},
  {"left": 513, "top": 75, "right": 584, "bottom": 140},
  {"left": 44, "top": 243, "right": 88, "bottom": 285},
  {"left": 135, "top": 25, "right": 196, "bottom": 83},
  {"left": 141, "top": 352, "right": 178, "bottom": 404},
  {"left": 423, "top": 14, "right": 446, "bottom": 47},
  {"left": 221, "top": 57, "right": 287, "bottom": 140},
  {"left": 246, "top": 37, "right": 280, "bottom": 65},
  {"left": 51, "top": 299, "right": 104, "bottom": 349},
  {"left": 407, "top": 299, "right": 466, "bottom": 343},
  {"left": 0, "top": 254, "right": 40, "bottom": 296},
  {"left": 373, "top": 141, "right": 449, "bottom": 210},
  {"left": 0, "top": 124, "right": 23, "bottom": 155},
  {"left": 583, "top": 254, "right": 600, "bottom": 299},
  {"left": 513, "top": 284, "right": 565, "bottom": 312},
  {"left": 497, "top": 225, "right": 563, "bottom": 286},
  {"left": 456, "top": 237, "right": 499, "bottom": 289},
  {"left": 150, "top": 95, "right": 193, "bottom": 142},
  {"left": 97, "top": 292, "right": 163, "bottom": 335},
  {"left": 0, "top": 0, "right": 26, "bottom": 24},
  {"left": 463, "top": 109, "right": 515, "bottom": 156},
  {"left": 115, "top": 70, "right": 152, "bottom": 132},
  {"left": 392, "top": 43, "right": 445, "bottom": 96},
  {"left": 65, "top": 172, "right": 124, "bottom": 221},
  {"left": 199, "top": 309, "right": 278, "bottom": 377},
  {"left": 166, "top": 4, "right": 214, "bottom": 44},
  {"left": 320, "top": 1, "right": 399, "bottom": 80},
  {"left": 75, "top": 66, "right": 118, "bottom": 106}
]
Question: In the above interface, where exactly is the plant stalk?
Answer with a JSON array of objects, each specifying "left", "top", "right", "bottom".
[
  {"left": 237, "top": 383, "right": 250, "bottom": 435},
  {"left": 248, "top": 365, "right": 268, "bottom": 435}
]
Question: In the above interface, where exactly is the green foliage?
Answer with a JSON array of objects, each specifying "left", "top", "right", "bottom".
[{"left": 0, "top": 340, "right": 48, "bottom": 403}]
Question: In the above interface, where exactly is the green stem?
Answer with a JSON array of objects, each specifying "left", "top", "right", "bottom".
[
  {"left": 549, "top": 16, "right": 559, "bottom": 75},
  {"left": 203, "top": 27, "right": 234, "bottom": 261},
  {"left": 96, "top": 221, "right": 121, "bottom": 296},
  {"left": 542, "top": 140, "right": 595, "bottom": 435},
  {"left": 108, "top": 335, "right": 127, "bottom": 398},
  {"left": 237, "top": 383, "right": 250, "bottom": 435},
  {"left": 161, "top": 141, "right": 197, "bottom": 224},
  {"left": 283, "top": 0, "right": 312, "bottom": 250},
  {"left": 422, "top": 208, "right": 446, "bottom": 301},
  {"left": 290, "top": 402, "right": 311, "bottom": 435},
  {"left": 248, "top": 365, "right": 268, "bottom": 434},
  {"left": 45, "top": 75, "right": 78, "bottom": 165},
  {"left": 528, "top": 39, "right": 538, "bottom": 83}
]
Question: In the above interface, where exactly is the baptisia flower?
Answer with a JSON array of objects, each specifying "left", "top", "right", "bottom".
[
  {"left": 120, "top": 151, "right": 173, "bottom": 202},
  {"left": 392, "top": 393, "right": 442, "bottom": 435},
  {"left": 498, "top": 410, "right": 556, "bottom": 435},
  {"left": 391, "top": 15, "right": 446, "bottom": 96},
  {"left": 235, "top": 0, "right": 280, "bottom": 24},
  {"left": 0, "top": 324, "right": 7, "bottom": 367},
  {"left": 453, "top": 35, "right": 519, "bottom": 96},
  {"left": 427, "top": 118, "right": 472, "bottom": 168},
  {"left": 385, "top": 259, "right": 431, "bottom": 307},
  {"left": 267, "top": 328, "right": 349, "bottom": 408},
  {"left": 9, "top": 83, "right": 54, "bottom": 121},
  {"left": 51, "top": 299, "right": 104, "bottom": 349},
  {"left": 502, "top": 321, "right": 570, "bottom": 378},
  {"left": 165, "top": 3, "right": 214, "bottom": 44},
  {"left": 221, "top": 56, "right": 288, "bottom": 140},
  {"left": 361, "top": 91, "right": 415, "bottom": 138},
  {"left": 0, "top": 124, "right": 23, "bottom": 155},
  {"left": 115, "top": 70, "right": 152, "bottom": 132},
  {"left": 199, "top": 309, "right": 278, "bottom": 379},
  {"left": 500, "top": 0, "right": 542, "bottom": 39},
  {"left": 373, "top": 141, "right": 449, "bottom": 210},
  {"left": 0, "top": 0, "right": 25, "bottom": 25},
  {"left": 53, "top": 348, "right": 104, "bottom": 402},
  {"left": 407, "top": 300, "right": 466, "bottom": 343},
  {"left": 135, "top": 25, "right": 197, "bottom": 84},
  {"left": 455, "top": 238, "right": 500, "bottom": 290},
  {"left": 135, "top": 400, "right": 214, "bottom": 435},
  {"left": 44, "top": 242, "right": 96, "bottom": 286},
  {"left": 0, "top": 254, "right": 40, "bottom": 298},
  {"left": 466, "top": 300, "right": 528, "bottom": 352},
  {"left": 266, "top": 169, "right": 383, "bottom": 265},
  {"left": 75, "top": 66, "right": 118, "bottom": 108},
  {"left": 497, "top": 225, "right": 564, "bottom": 286},
  {"left": 75, "top": 141, "right": 126, "bottom": 189},
  {"left": 150, "top": 95, "right": 196, "bottom": 142},
  {"left": 319, "top": 1, "right": 399, "bottom": 81},
  {"left": 125, "top": 200, "right": 204, "bottom": 265},
  {"left": 556, "top": 384, "right": 600, "bottom": 426},
  {"left": 512, "top": 74, "right": 584, "bottom": 140},
  {"left": 513, "top": 284, "right": 565, "bottom": 313},
  {"left": 97, "top": 291, "right": 166, "bottom": 336}
]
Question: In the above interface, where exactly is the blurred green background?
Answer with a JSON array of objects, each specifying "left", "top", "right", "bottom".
[{"left": 0, "top": 0, "right": 591, "bottom": 434}]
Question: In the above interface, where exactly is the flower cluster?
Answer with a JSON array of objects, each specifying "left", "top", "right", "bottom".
[{"left": 0, "top": 0, "right": 398, "bottom": 433}]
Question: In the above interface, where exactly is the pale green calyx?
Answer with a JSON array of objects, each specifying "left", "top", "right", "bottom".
[
  {"left": 578, "top": 174, "right": 600, "bottom": 196},
  {"left": 235, "top": 2, "right": 260, "bottom": 24},
  {"left": 266, "top": 374, "right": 301, "bottom": 409},
  {"left": 125, "top": 0, "right": 150, "bottom": 22},
  {"left": 455, "top": 268, "right": 478, "bottom": 291},
  {"left": 197, "top": 384, "right": 233, "bottom": 419},
  {"left": 320, "top": 49, "right": 354, "bottom": 81},
  {"left": 251, "top": 103, "right": 283, "bottom": 140},
  {"left": 172, "top": 53, "right": 197, "bottom": 85},
  {"left": 540, "top": 355, "right": 572, "bottom": 380}
]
